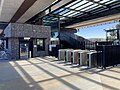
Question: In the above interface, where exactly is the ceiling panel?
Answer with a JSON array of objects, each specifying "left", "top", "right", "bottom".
[
  {"left": 0, "top": 0, "right": 24, "bottom": 22},
  {"left": 17, "top": 0, "right": 55, "bottom": 23},
  {"left": 43, "top": 0, "right": 120, "bottom": 28}
]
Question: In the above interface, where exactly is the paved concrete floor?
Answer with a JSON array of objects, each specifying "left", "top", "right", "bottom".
[{"left": 0, "top": 56, "right": 120, "bottom": 90}]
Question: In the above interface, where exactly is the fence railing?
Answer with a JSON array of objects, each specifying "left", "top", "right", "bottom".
[
  {"left": 60, "top": 32, "right": 96, "bottom": 50},
  {"left": 0, "top": 49, "right": 11, "bottom": 60},
  {"left": 60, "top": 32, "right": 85, "bottom": 49},
  {"left": 96, "top": 45, "right": 120, "bottom": 69}
]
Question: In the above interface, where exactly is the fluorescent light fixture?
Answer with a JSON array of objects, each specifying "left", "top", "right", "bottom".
[
  {"left": 24, "top": 37, "right": 30, "bottom": 40},
  {"left": 94, "top": 0, "right": 100, "bottom": 2}
]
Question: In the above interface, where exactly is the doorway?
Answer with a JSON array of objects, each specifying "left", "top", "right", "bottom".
[
  {"left": 19, "top": 39, "right": 33, "bottom": 59},
  {"left": 20, "top": 42, "right": 29, "bottom": 59}
]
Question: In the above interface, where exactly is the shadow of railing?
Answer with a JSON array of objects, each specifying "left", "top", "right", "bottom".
[
  {"left": 13, "top": 61, "right": 44, "bottom": 90},
  {"left": 2, "top": 57, "right": 119, "bottom": 90},
  {"left": 0, "top": 60, "right": 44, "bottom": 90},
  {"left": 106, "top": 66, "right": 120, "bottom": 74},
  {"left": 27, "top": 60, "right": 82, "bottom": 90},
  {"left": 35, "top": 57, "right": 120, "bottom": 90}
]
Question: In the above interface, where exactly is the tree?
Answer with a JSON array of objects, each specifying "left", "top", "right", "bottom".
[
  {"left": 116, "top": 23, "right": 120, "bottom": 29},
  {"left": 107, "top": 28, "right": 117, "bottom": 41},
  {"left": 108, "top": 24, "right": 120, "bottom": 41}
]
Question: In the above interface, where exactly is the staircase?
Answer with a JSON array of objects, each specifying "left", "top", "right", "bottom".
[{"left": 60, "top": 31, "right": 86, "bottom": 49}]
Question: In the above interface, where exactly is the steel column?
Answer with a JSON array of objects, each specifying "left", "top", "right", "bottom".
[{"left": 58, "top": 17, "right": 60, "bottom": 44}]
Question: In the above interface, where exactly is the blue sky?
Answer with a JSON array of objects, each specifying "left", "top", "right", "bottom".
[{"left": 75, "top": 22, "right": 119, "bottom": 39}]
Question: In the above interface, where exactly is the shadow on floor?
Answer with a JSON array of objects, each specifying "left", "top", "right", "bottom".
[
  {"left": 35, "top": 57, "right": 120, "bottom": 90},
  {"left": 0, "top": 60, "right": 44, "bottom": 90},
  {"left": 0, "top": 57, "right": 120, "bottom": 90}
]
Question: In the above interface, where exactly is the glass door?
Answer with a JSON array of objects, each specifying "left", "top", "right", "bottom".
[{"left": 20, "top": 43, "right": 29, "bottom": 59}]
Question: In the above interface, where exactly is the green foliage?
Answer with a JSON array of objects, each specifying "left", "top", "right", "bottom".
[
  {"left": 116, "top": 24, "right": 120, "bottom": 29},
  {"left": 107, "top": 23, "right": 120, "bottom": 41},
  {"left": 108, "top": 28, "right": 117, "bottom": 41}
]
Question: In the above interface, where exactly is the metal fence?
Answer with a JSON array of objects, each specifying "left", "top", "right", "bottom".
[
  {"left": 96, "top": 45, "right": 120, "bottom": 69},
  {"left": 0, "top": 49, "right": 11, "bottom": 60}
]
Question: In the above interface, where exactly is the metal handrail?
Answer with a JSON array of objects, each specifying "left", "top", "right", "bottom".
[
  {"left": 0, "top": 50, "right": 11, "bottom": 60},
  {"left": 60, "top": 32, "right": 96, "bottom": 50},
  {"left": 60, "top": 32, "right": 85, "bottom": 49}
]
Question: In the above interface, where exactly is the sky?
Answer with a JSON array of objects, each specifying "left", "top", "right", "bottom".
[{"left": 75, "top": 22, "right": 119, "bottom": 39}]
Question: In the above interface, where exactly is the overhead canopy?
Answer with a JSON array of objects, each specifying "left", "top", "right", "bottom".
[
  {"left": 1, "top": 0, "right": 120, "bottom": 29},
  {"left": 41, "top": 0, "right": 120, "bottom": 28},
  {"left": 0, "top": 0, "right": 55, "bottom": 28},
  {"left": 66, "top": 13, "right": 120, "bottom": 28}
]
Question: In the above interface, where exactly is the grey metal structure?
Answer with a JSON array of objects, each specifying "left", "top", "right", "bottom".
[
  {"left": 71, "top": 50, "right": 82, "bottom": 64},
  {"left": 65, "top": 49, "right": 73, "bottom": 62},
  {"left": 87, "top": 51, "right": 98, "bottom": 68},
  {"left": 78, "top": 50, "right": 90, "bottom": 66},
  {"left": 58, "top": 49, "right": 68, "bottom": 61}
]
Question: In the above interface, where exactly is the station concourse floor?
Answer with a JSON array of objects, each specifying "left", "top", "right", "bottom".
[{"left": 0, "top": 56, "right": 120, "bottom": 90}]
